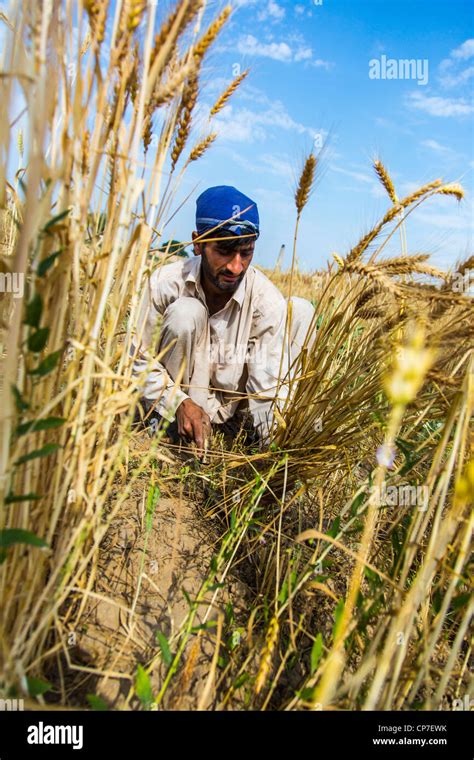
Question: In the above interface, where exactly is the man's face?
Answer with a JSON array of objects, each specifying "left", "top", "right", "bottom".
[{"left": 193, "top": 234, "right": 255, "bottom": 293}]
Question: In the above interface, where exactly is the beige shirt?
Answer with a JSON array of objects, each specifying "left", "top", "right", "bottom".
[{"left": 131, "top": 255, "right": 290, "bottom": 438}]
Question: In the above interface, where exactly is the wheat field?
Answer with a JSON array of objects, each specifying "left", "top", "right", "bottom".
[{"left": 0, "top": 0, "right": 472, "bottom": 714}]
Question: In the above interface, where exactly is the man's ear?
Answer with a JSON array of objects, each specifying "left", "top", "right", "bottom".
[{"left": 192, "top": 231, "right": 202, "bottom": 257}]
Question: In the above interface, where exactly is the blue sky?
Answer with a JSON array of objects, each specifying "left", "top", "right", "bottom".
[
  {"left": 165, "top": 0, "right": 474, "bottom": 272},
  {"left": 3, "top": 0, "right": 473, "bottom": 273}
]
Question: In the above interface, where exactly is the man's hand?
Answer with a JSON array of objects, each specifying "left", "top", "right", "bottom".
[{"left": 176, "top": 398, "right": 211, "bottom": 454}]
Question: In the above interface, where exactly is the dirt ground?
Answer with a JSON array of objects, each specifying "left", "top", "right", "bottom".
[{"left": 72, "top": 429, "right": 249, "bottom": 710}]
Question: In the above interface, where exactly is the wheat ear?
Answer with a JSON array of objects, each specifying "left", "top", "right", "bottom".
[
  {"left": 295, "top": 153, "right": 317, "bottom": 215},
  {"left": 210, "top": 68, "right": 249, "bottom": 117}
]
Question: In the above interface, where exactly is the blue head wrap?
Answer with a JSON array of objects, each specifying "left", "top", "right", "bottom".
[{"left": 195, "top": 185, "right": 260, "bottom": 239}]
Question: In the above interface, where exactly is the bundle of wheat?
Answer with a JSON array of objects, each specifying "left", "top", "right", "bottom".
[{"left": 0, "top": 0, "right": 246, "bottom": 704}]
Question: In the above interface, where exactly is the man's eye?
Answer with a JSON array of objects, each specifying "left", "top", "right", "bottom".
[{"left": 216, "top": 247, "right": 252, "bottom": 256}]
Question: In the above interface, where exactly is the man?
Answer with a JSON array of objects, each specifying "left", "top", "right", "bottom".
[{"left": 132, "top": 185, "right": 315, "bottom": 452}]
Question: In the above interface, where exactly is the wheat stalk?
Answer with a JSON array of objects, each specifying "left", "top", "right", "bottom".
[
  {"left": 170, "top": 73, "right": 199, "bottom": 169},
  {"left": 193, "top": 5, "right": 232, "bottom": 61},
  {"left": 188, "top": 132, "right": 217, "bottom": 162},
  {"left": 435, "top": 183, "right": 464, "bottom": 202},
  {"left": 254, "top": 616, "right": 279, "bottom": 695},
  {"left": 295, "top": 153, "right": 317, "bottom": 215},
  {"left": 373, "top": 159, "right": 398, "bottom": 203},
  {"left": 209, "top": 68, "right": 249, "bottom": 117}
]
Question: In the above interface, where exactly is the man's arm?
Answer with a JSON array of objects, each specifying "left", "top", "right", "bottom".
[
  {"left": 132, "top": 277, "right": 211, "bottom": 453},
  {"left": 131, "top": 277, "right": 189, "bottom": 421},
  {"left": 245, "top": 297, "right": 289, "bottom": 445},
  {"left": 176, "top": 398, "right": 211, "bottom": 451}
]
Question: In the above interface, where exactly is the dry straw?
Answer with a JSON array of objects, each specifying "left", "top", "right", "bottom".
[
  {"left": 1, "top": 0, "right": 472, "bottom": 715},
  {"left": 0, "top": 0, "right": 238, "bottom": 707}
]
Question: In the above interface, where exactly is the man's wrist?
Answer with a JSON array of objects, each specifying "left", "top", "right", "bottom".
[{"left": 157, "top": 388, "right": 189, "bottom": 422}]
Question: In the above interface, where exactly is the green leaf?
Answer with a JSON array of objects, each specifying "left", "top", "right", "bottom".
[
  {"left": 37, "top": 250, "right": 61, "bottom": 276},
  {"left": 15, "top": 442, "right": 61, "bottom": 464},
  {"left": 431, "top": 588, "right": 443, "bottom": 615},
  {"left": 5, "top": 492, "right": 41, "bottom": 504},
  {"left": 155, "top": 631, "right": 173, "bottom": 667},
  {"left": 0, "top": 528, "right": 48, "bottom": 550},
  {"left": 210, "top": 555, "right": 218, "bottom": 573},
  {"left": 350, "top": 492, "right": 366, "bottom": 518},
  {"left": 29, "top": 349, "right": 62, "bottom": 376},
  {"left": 207, "top": 582, "right": 225, "bottom": 592},
  {"left": 43, "top": 209, "right": 70, "bottom": 232},
  {"left": 297, "top": 686, "right": 316, "bottom": 702},
  {"left": 86, "top": 694, "right": 108, "bottom": 711},
  {"left": 332, "top": 598, "right": 345, "bottom": 641},
  {"left": 233, "top": 673, "right": 250, "bottom": 689},
  {"left": 16, "top": 417, "right": 65, "bottom": 437},
  {"left": 396, "top": 437, "right": 421, "bottom": 476},
  {"left": 326, "top": 516, "right": 340, "bottom": 538},
  {"left": 182, "top": 587, "right": 192, "bottom": 607},
  {"left": 135, "top": 664, "right": 153, "bottom": 707},
  {"left": 191, "top": 620, "right": 218, "bottom": 632},
  {"left": 26, "top": 677, "right": 51, "bottom": 697},
  {"left": 364, "top": 565, "right": 382, "bottom": 589},
  {"left": 24, "top": 294, "right": 42, "bottom": 328},
  {"left": 228, "top": 628, "right": 244, "bottom": 651},
  {"left": 310, "top": 633, "right": 323, "bottom": 675},
  {"left": 146, "top": 484, "right": 160, "bottom": 532},
  {"left": 11, "top": 384, "right": 29, "bottom": 411},
  {"left": 451, "top": 592, "right": 472, "bottom": 611},
  {"left": 225, "top": 602, "right": 234, "bottom": 625},
  {"left": 28, "top": 327, "right": 50, "bottom": 353}
]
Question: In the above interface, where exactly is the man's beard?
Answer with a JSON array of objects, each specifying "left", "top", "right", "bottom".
[{"left": 201, "top": 250, "right": 246, "bottom": 292}]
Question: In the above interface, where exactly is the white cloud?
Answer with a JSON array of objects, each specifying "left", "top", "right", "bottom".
[
  {"left": 258, "top": 0, "right": 285, "bottom": 21},
  {"left": 440, "top": 39, "right": 474, "bottom": 70},
  {"left": 420, "top": 138, "right": 454, "bottom": 155},
  {"left": 237, "top": 34, "right": 292, "bottom": 62},
  {"left": 260, "top": 154, "right": 293, "bottom": 178},
  {"left": 236, "top": 33, "right": 332, "bottom": 69},
  {"left": 416, "top": 204, "right": 473, "bottom": 232},
  {"left": 439, "top": 38, "right": 474, "bottom": 88},
  {"left": 311, "top": 58, "right": 334, "bottom": 70},
  {"left": 218, "top": 149, "right": 294, "bottom": 181},
  {"left": 331, "top": 166, "right": 374, "bottom": 184},
  {"left": 407, "top": 91, "right": 474, "bottom": 117},
  {"left": 212, "top": 98, "right": 317, "bottom": 143},
  {"left": 295, "top": 4, "right": 305, "bottom": 14},
  {"left": 451, "top": 38, "right": 474, "bottom": 61},
  {"left": 439, "top": 65, "right": 474, "bottom": 88},
  {"left": 294, "top": 47, "right": 313, "bottom": 62}
]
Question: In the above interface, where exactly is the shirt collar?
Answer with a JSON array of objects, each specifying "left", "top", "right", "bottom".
[{"left": 184, "top": 256, "right": 247, "bottom": 309}]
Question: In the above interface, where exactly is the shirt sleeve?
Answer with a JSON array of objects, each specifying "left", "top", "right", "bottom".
[
  {"left": 131, "top": 276, "right": 189, "bottom": 422},
  {"left": 245, "top": 295, "right": 289, "bottom": 444}
]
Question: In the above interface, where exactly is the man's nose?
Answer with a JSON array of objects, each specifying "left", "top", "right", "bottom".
[{"left": 227, "top": 253, "right": 244, "bottom": 275}]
